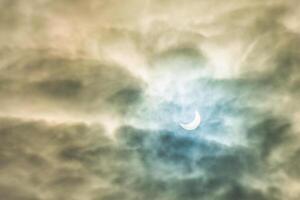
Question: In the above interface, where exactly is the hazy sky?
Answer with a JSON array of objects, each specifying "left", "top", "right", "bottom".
[{"left": 0, "top": 0, "right": 300, "bottom": 199}]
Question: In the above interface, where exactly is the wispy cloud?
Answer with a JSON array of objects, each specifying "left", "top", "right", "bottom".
[{"left": 0, "top": 0, "right": 299, "bottom": 199}]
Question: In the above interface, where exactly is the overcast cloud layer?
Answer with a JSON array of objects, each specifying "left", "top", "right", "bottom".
[{"left": 0, "top": 0, "right": 300, "bottom": 200}]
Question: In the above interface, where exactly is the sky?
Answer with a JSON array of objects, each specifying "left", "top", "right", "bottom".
[{"left": 0, "top": 0, "right": 300, "bottom": 199}]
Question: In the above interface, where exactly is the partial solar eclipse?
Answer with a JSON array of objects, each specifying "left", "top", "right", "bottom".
[{"left": 179, "top": 111, "right": 201, "bottom": 131}]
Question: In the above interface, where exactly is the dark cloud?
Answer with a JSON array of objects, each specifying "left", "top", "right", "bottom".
[
  {"left": 113, "top": 123, "right": 282, "bottom": 200},
  {"left": 0, "top": 184, "right": 39, "bottom": 200},
  {"left": 247, "top": 116, "right": 292, "bottom": 159},
  {"left": 0, "top": 52, "right": 144, "bottom": 117},
  {"left": 285, "top": 149, "right": 300, "bottom": 179}
]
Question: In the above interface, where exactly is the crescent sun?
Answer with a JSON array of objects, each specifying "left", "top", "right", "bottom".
[{"left": 180, "top": 111, "right": 201, "bottom": 131}]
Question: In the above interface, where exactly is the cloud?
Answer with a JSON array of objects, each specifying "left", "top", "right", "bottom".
[
  {"left": 0, "top": 51, "right": 144, "bottom": 123},
  {"left": 0, "top": 0, "right": 300, "bottom": 199}
]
